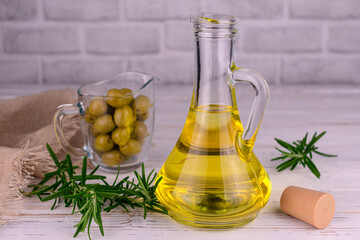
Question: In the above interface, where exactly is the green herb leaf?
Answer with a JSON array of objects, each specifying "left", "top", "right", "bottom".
[
  {"left": 81, "top": 156, "right": 87, "bottom": 186},
  {"left": 24, "top": 144, "right": 168, "bottom": 240},
  {"left": 271, "top": 131, "right": 337, "bottom": 178}
]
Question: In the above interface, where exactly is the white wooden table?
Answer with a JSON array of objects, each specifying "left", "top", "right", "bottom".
[{"left": 0, "top": 84, "right": 359, "bottom": 240}]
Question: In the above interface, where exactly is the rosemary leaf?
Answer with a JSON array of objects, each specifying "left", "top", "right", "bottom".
[
  {"left": 271, "top": 131, "right": 337, "bottom": 178},
  {"left": 24, "top": 144, "right": 167, "bottom": 240}
]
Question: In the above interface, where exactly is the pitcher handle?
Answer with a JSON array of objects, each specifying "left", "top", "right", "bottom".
[
  {"left": 54, "top": 103, "right": 86, "bottom": 158},
  {"left": 232, "top": 68, "right": 269, "bottom": 149}
]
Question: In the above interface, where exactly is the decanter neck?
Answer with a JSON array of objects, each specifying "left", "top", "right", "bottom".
[
  {"left": 189, "top": 12, "right": 239, "bottom": 109},
  {"left": 191, "top": 36, "right": 236, "bottom": 108}
]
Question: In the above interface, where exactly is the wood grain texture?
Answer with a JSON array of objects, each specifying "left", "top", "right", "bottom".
[{"left": 0, "top": 84, "right": 359, "bottom": 240}]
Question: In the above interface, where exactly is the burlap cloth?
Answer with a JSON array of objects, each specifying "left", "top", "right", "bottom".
[{"left": 0, "top": 89, "right": 83, "bottom": 222}]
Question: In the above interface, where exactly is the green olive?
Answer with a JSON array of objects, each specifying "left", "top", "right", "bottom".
[
  {"left": 93, "top": 115, "right": 115, "bottom": 134},
  {"left": 120, "top": 139, "right": 142, "bottom": 156},
  {"left": 133, "top": 121, "right": 148, "bottom": 140},
  {"left": 94, "top": 135, "right": 114, "bottom": 152},
  {"left": 137, "top": 112, "right": 149, "bottom": 121},
  {"left": 91, "top": 125, "right": 99, "bottom": 137},
  {"left": 84, "top": 108, "right": 96, "bottom": 124},
  {"left": 89, "top": 99, "right": 108, "bottom": 117},
  {"left": 114, "top": 106, "right": 135, "bottom": 127},
  {"left": 102, "top": 150, "right": 124, "bottom": 166},
  {"left": 106, "top": 88, "right": 133, "bottom": 108},
  {"left": 111, "top": 127, "right": 131, "bottom": 146},
  {"left": 133, "top": 95, "right": 151, "bottom": 115}
]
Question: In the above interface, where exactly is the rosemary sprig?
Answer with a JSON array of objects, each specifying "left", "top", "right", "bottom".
[
  {"left": 271, "top": 131, "right": 337, "bottom": 178},
  {"left": 24, "top": 144, "right": 167, "bottom": 240}
]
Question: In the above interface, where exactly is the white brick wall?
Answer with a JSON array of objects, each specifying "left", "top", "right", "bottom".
[
  {"left": 4, "top": 27, "right": 79, "bottom": 54},
  {"left": 0, "top": 0, "right": 37, "bottom": 21},
  {"left": 130, "top": 55, "right": 194, "bottom": 84},
  {"left": 0, "top": 59, "right": 38, "bottom": 83},
  {"left": 205, "top": 0, "right": 284, "bottom": 19},
  {"left": 282, "top": 58, "right": 360, "bottom": 83},
  {"left": 243, "top": 25, "right": 322, "bottom": 53},
  {"left": 165, "top": 22, "right": 193, "bottom": 51},
  {"left": 289, "top": 0, "right": 360, "bottom": 19},
  {"left": 328, "top": 25, "right": 360, "bottom": 53},
  {"left": 125, "top": 0, "right": 165, "bottom": 21},
  {"left": 0, "top": 0, "right": 360, "bottom": 85},
  {"left": 43, "top": 59, "right": 127, "bottom": 84},
  {"left": 85, "top": 26, "right": 160, "bottom": 55},
  {"left": 43, "top": 0, "right": 119, "bottom": 21}
]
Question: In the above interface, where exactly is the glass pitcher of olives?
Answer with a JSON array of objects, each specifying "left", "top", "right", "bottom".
[{"left": 54, "top": 72, "right": 156, "bottom": 172}]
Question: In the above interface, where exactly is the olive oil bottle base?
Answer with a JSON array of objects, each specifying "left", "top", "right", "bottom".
[
  {"left": 156, "top": 105, "right": 271, "bottom": 228},
  {"left": 168, "top": 210, "right": 259, "bottom": 229}
]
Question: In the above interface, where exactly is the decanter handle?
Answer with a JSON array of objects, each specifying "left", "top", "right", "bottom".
[{"left": 232, "top": 68, "right": 269, "bottom": 147}]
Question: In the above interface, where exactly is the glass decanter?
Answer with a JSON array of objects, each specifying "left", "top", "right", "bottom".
[{"left": 156, "top": 12, "right": 271, "bottom": 228}]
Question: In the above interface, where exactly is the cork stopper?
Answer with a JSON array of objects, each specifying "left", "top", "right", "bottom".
[{"left": 280, "top": 186, "right": 335, "bottom": 229}]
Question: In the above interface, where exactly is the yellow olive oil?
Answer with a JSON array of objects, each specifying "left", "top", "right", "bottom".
[{"left": 156, "top": 104, "right": 271, "bottom": 228}]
